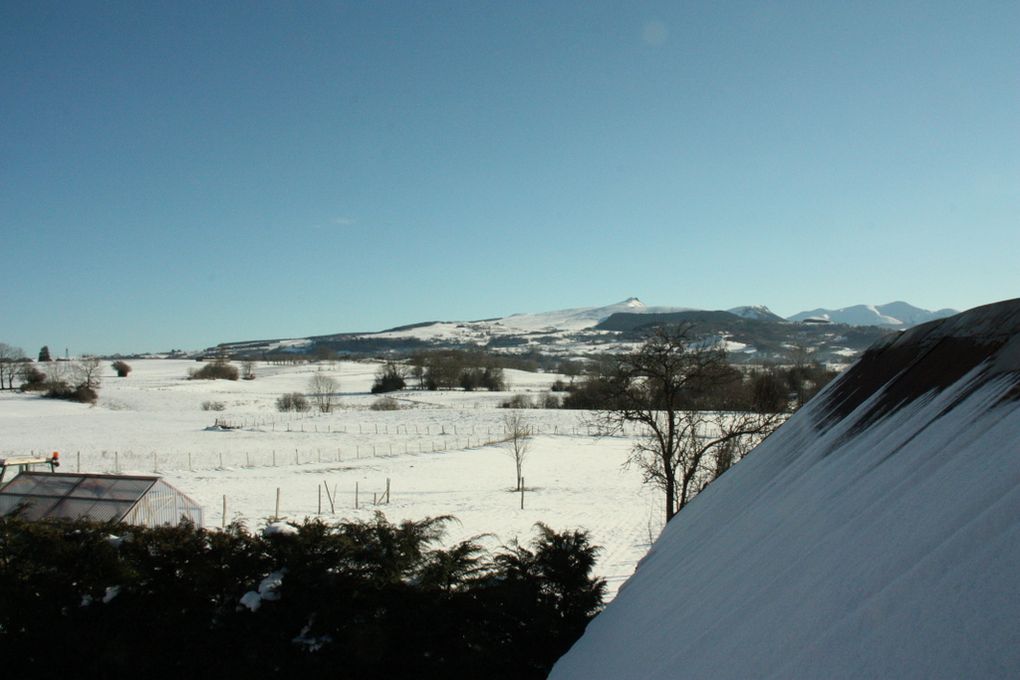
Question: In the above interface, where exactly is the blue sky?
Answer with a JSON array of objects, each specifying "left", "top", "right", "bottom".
[{"left": 2, "top": 1, "right": 1018, "bottom": 355}]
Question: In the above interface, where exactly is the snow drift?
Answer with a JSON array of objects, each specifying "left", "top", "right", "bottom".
[{"left": 551, "top": 298, "right": 1020, "bottom": 679}]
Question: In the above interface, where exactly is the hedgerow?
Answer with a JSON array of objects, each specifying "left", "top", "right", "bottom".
[{"left": 0, "top": 513, "right": 604, "bottom": 679}]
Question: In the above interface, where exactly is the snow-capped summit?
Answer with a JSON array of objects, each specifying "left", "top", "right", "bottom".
[
  {"left": 726, "top": 305, "right": 784, "bottom": 322},
  {"left": 498, "top": 297, "right": 684, "bottom": 332},
  {"left": 788, "top": 301, "right": 957, "bottom": 327}
]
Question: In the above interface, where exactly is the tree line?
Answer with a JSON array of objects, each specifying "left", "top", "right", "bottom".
[
  {"left": 0, "top": 343, "right": 130, "bottom": 404},
  {"left": 560, "top": 353, "right": 836, "bottom": 413}
]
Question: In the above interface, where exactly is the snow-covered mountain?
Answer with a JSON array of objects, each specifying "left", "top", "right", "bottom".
[
  {"left": 787, "top": 301, "right": 957, "bottom": 327},
  {"left": 493, "top": 297, "right": 693, "bottom": 332},
  {"left": 212, "top": 298, "right": 955, "bottom": 364},
  {"left": 550, "top": 298, "right": 1020, "bottom": 679},
  {"left": 726, "top": 305, "right": 784, "bottom": 322}
]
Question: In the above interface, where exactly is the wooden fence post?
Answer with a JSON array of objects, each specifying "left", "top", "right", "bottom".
[{"left": 323, "top": 479, "right": 335, "bottom": 513}]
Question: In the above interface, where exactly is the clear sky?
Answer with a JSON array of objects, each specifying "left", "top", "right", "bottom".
[{"left": 2, "top": 1, "right": 1018, "bottom": 355}]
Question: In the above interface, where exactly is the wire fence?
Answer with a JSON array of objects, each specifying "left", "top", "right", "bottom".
[{"left": 11, "top": 421, "right": 647, "bottom": 476}]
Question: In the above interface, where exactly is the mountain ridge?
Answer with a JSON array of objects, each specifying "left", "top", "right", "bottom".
[
  {"left": 210, "top": 298, "right": 960, "bottom": 365},
  {"left": 787, "top": 301, "right": 957, "bottom": 327}
]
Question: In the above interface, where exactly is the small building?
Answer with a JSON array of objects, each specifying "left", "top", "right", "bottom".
[{"left": 0, "top": 472, "right": 204, "bottom": 527}]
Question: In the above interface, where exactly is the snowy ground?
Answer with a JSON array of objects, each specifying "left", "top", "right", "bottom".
[{"left": 0, "top": 359, "right": 659, "bottom": 598}]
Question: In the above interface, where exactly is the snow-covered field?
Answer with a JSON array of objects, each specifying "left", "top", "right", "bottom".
[{"left": 0, "top": 359, "right": 659, "bottom": 598}]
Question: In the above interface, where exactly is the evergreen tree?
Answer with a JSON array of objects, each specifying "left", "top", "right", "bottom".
[{"left": 38, "top": 345, "right": 51, "bottom": 362}]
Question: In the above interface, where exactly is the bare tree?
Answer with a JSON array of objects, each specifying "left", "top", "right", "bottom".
[
  {"left": 0, "top": 343, "right": 26, "bottom": 390},
  {"left": 308, "top": 373, "right": 338, "bottom": 413},
  {"left": 241, "top": 359, "right": 256, "bottom": 380},
  {"left": 45, "top": 360, "right": 66, "bottom": 385},
  {"left": 590, "top": 325, "right": 783, "bottom": 522},
  {"left": 502, "top": 411, "right": 532, "bottom": 491},
  {"left": 72, "top": 356, "right": 103, "bottom": 389}
]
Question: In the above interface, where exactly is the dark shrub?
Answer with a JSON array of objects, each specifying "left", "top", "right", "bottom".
[
  {"left": 500, "top": 394, "right": 534, "bottom": 409},
  {"left": 540, "top": 392, "right": 561, "bottom": 409},
  {"left": 44, "top": 381, "right": 98, "bottom": 404},
  {"left": 18, "top": 364, "right": 47, "bottom": 391},
  {"left": 459, "top": 369, "right": 480, "bottom": 391},
  {"left": 189, "top": 359, "right": 239, "bottom": 381},
  {"left": 370, "top": 397, "right": 401, "bottom": 411},
  {"left": 111, "top": 360, "right": 132, "bottom": 377},
  {"left": 371, "top": 362, "right": 407, "bottom": 394},
  {"left": 276, "top": 392, "right": 310, "bottom": 412}
]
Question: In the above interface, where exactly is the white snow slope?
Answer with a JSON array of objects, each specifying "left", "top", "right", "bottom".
[
  {"left": 497, "top": 297, "right": 693, "bottom": 331},
  {"left": 370, "top": 297, "right": 692, "bottom": 343},
  {"left": 551, "top": 298, "right": 1020, "bottom": 679},
  {"left": 788, "top": 301, "right": 957, "bottom": 327}
]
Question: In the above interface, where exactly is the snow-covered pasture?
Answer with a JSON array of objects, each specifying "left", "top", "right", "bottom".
[{"left": 0, "top": 359, "right": 658, "bottom": 597}]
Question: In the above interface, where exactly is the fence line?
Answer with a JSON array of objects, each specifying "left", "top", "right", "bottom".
[{"left": 9, "top": 421, "right": 649, "bottom": 476}]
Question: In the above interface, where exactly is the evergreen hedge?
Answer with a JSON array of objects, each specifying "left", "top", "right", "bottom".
[{"left": 0, "top": 513, "right": 604, "bottom": 679}]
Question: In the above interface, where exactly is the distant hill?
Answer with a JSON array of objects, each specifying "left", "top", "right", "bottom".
[
  {"left": 210, "top": 297, "right": 955, "bottom": 365},
  {"left": 594, "top": 310, "right": 890, "bottom": 363},
  {"left": 787, "top": 301, "right": 957, "bottom": 327}
]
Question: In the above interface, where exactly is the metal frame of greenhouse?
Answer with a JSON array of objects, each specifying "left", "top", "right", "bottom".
[{"left": 0, "top": 471, "right": 204, "bottom": 527}]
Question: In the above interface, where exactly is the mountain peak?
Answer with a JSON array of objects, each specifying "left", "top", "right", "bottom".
[
  {"left": 727, "top": 305, "right": 783, "bottom": 322},
  {"left": 788, "top": 301, "right": 958, "bottom": 328}
]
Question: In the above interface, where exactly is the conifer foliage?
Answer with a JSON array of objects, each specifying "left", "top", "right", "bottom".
[{"left": 0, "top": 513, "right": 604, "bottom": 679}]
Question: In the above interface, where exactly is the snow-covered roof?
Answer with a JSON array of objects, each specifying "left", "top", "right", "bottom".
[{"left": 551, "top": 298, "right": 1020, "bottom": 679}]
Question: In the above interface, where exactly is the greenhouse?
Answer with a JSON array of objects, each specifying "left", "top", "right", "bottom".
[{"left": 0, "top": 472, "right": 204, "bottom": 527}]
